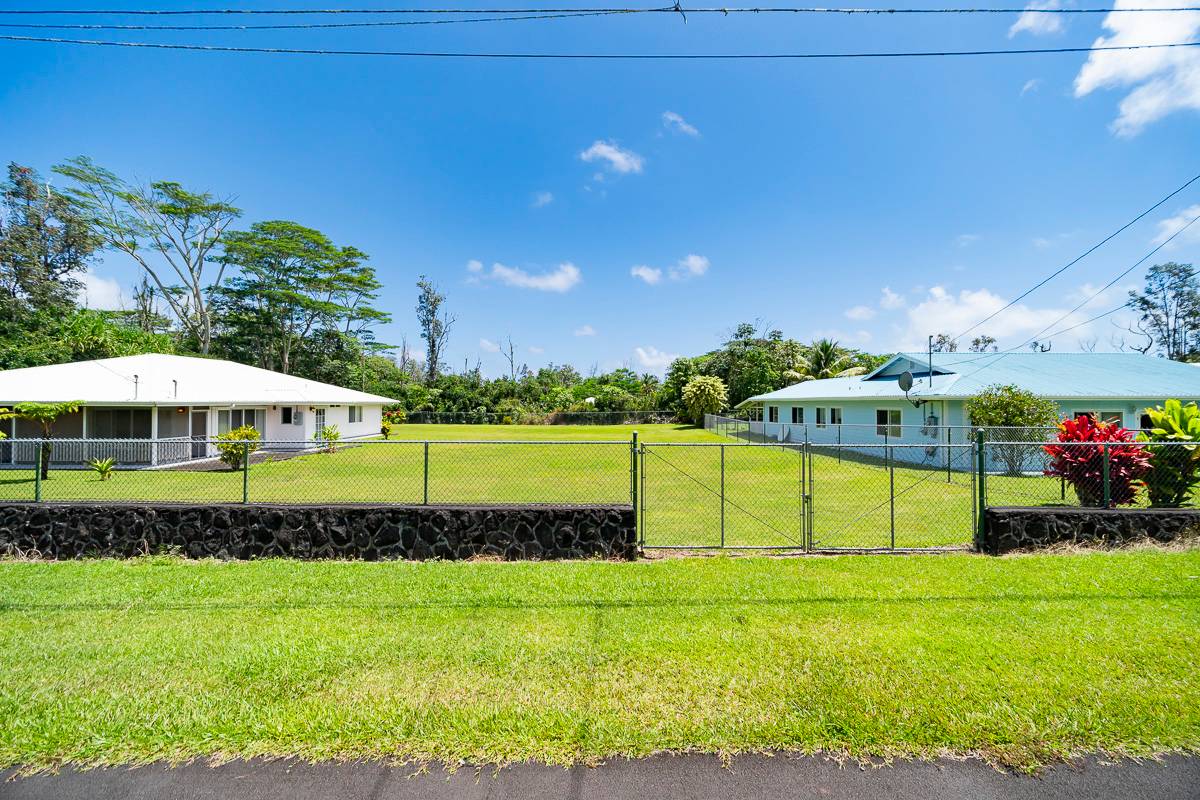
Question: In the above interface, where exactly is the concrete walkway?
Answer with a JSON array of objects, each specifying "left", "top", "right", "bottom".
[{"left": 3, "top": 754, "right": 1198, "bottom": 800}]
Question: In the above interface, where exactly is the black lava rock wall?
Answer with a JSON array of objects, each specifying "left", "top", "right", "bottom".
[
  {"left": 0, "top": 503, "right": 636, "bottom": 561},
  {"left": 983, "top": 506, "right": 1200, "bottom": 554}
]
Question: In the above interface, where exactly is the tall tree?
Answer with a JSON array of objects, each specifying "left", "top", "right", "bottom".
[
  {"left": 54, "top": 156, "right": 240, "bottom": 354},
  {"left": 931, "top": 333, "right": 959, "bottom": 352},
  {"left": 416, "top": 276, "right": 454, "bottom": 383},
  {"left": 212, "top": 220, "right": 388, "bottom": 375},
  {"left": 1128, "top": 262, "right": 1200, "bottom": 361},
  {"left": 969, "top": 335, "right": 997, "bottom": 353}
]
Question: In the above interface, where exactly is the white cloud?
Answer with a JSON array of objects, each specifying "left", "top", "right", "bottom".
[
  {"left": 466, "top": 259, "right": 484, "bottom": 273},
  {"left": 579, "top": 140, "right": 644, "bottom": 175},
  {"left": 955, "top": 233, "right": 981, "bottom": 247},
  {"left": 532, "top": 191, "right": 554, "bottom": 208},
  {"left": 487, "top": 262, "right": 582, "bottom": 293},
  {"left": 479, "top": 338, "right": 500, "bottom": 353},
  {"left": 630, "top": 265, "right": 663, "bottom": 285},
  {"left": 76, "top": 269, "right": 129, "bottom": 310},
  {"left": 845, "top": 305, "right": 876, "bottom": 321},
  {"left": 1008, "top": 0, "right": 1065, "bottom": 38},
  {"left": 528, "top": 345, "right": 545, "bottom": 354},
  {"left": 893, "top": 285, "right": 1136, "bottom": 351},
  {"left": 1074, "top": 2, "right": 1200, "bottom": 136},
  {"left": 1021, "top": 78, "right": 1043, "bottom": 96},
  {"left": 879, "top": 287, "right": 905, "bottom": 310},
  {"left": 634, "top": 345, "right": 678, "bottom": 371},
  {"left": 669, "top": 253, "right": 709, "bottom": 279},
  {"left": 661, "top": 111, "right": 700, "bottom": 136},
  {"left": 574, "top": 324, "right": 597, "bottom": 337},
  {"left": 1153, "top": 204, "right": 1200, "bottom": 246}
]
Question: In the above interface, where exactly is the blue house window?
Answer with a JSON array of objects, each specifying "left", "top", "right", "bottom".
[{"left": 791, "top": 407, "right": 804, "bottom": 424}]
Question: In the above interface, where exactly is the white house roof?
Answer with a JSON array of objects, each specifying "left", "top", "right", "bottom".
[
  {"left": 0, "top": 354, "right": 397, "bottom": 406},
  {"left": 741, "top": 351, "right": 1200, "bottom": 406}
]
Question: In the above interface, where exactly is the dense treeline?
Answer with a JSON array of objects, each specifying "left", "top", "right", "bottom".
[{"left": 6, "top": 158, "right": 1194, "bottom": 422}]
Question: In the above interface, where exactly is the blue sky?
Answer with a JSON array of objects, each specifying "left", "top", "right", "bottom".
[{"left": 1, "top": 1, "right": 1198, "bottom": 375}]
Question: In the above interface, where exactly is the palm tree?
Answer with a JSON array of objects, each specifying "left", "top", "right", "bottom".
[{"left": 784, "top": 339, "right": 864, "bottom": 384}]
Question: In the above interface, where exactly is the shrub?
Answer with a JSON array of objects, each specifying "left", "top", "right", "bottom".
[
  {"left": 1136, "top": 399, "right": 1200, "bottom": 507},
  {"left": 86, "top": 457, "right": 116, "bottom": 481},
  {"left": 966, "top": 384, "right": 1060, "bottom": 476},
  {"left": 383, "top": 408, "right": 407, "bottom": 425},
  {"left": 215, "top": 425, "right": 261, "bottom": 471},
  {"left": 682, "top": 376, "right": 727, "bottom": 425},
  {"left": 316, "top": 424, "right": 341, "bottom": 453},
  {"left": 1043, "top": 416, "right": 1151, "bottom": 507},
  {"left": 380, "top": 421, "right": 393, "bottom": 440}
]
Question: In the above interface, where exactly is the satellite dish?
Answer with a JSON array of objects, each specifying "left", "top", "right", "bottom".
[{"left": 898, "top": 371, "right": 914, "bottom": 392}]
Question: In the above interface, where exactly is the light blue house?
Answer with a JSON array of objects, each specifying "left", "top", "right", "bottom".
[{"left": 734, "top": 352, "right": 1200, "bottom": 465}]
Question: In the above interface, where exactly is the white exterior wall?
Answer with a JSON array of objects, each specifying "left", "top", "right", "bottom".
[{"left": 311, "top": 404, "right": 383, "bottom": 441}]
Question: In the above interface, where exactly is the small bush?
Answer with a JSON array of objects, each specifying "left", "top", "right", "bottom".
[
  {"left": 380, "top": 421, "right": 393, "bottom": 440},
  {"left": 1137, "top": 399, "right": 1200, "bottom": 507},
  {"left": 86, "top": 457, "right": 116, "bottom": 481},
  {"left": 1043, "top": 416, "right": 1151, "bottom": 507},
  {"left": 216, "top": 425, "right": 261, "bottom": 471},
  {"left": 316, "top": 424, "right": 341, "bottom": 453}
]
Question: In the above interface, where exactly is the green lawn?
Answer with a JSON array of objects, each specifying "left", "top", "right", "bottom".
[
  {"left": 0, "top": 424, "right": 980, "bottom": 548},
  {"left": 1, "top": 551, "right": 1197, "bottom": 770}
]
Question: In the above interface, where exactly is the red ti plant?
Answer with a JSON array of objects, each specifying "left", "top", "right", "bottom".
[{"left": 1043, "top": 416, "right": 1151, "bottom": 507}]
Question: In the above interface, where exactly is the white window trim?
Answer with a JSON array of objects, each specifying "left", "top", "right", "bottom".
[{"left": 875, "top": 407, "right": 902, "bottom": 438}]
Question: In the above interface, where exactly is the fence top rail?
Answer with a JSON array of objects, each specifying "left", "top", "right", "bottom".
[{"left": 7, "top": 437, "right": 633, "bottom": 446}]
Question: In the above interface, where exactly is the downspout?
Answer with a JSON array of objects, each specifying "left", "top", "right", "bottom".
[{"left": 133, "top": 374, "right": 139, "bottom": 400}]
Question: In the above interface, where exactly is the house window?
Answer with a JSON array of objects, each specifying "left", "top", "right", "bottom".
[
  {"left": 816, "top": 408, "right": 826, "bottom": 428},
  {"left": 876, "top": 409, "right": 902, "bottom": 438},
  {"left": 281, "top": 406, "right": 293, "bottom": 425},
  {"left": 829, "top": 408, "right": 843, "bottom": 426},
  {"left": 217, "top": 408, "right": 265, "bottom": 434},
  {"left": 88, "top": 408, "right": 152, "bottom": 439},
  {"left": 348, "top": 405, "right": 363, "bottom": 423},
  {"left": 1075, "top": 410, "right": 1123, "bottom": 426},
  {"left": 791, "top": 407, "right": 804, "bottom": 424},
  {"left": 767, "top": 406, "right": 779, "bottom": 423}
]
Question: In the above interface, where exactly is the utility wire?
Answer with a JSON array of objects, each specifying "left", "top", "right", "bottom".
[
  {"left": 953, "top": 171, "right": 1200, "bottom": 342},
  {"left": 3, "top": 34, "right": 1198, "bottom": 58},
  {"left": 0, "top": 9, "right": 635, "bottom": 31},
  {"left": 2, "top": 5, "right": 1197, "bottom": 15}
]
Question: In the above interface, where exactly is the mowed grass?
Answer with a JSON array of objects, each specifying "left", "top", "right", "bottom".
[
  {"left": 0, "top": 551, "right": 1197, "bottom": 770},
  {"left": 0, "top": 424, "right": 980, "bottom": 548}
]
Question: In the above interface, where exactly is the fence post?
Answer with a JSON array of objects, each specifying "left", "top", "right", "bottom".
[
  {"left": 945, "top": 426, "right": 952, "bottom": 483},
  {"left": 1102, "top": 442, "right": 1111, "bottom": 509},
  {"left": 242, "top": 441, "right": 250, "bottom": 504},
  {"left": 423, "top": 441, "right": 430, "bottom": 505},
  {"left": 887, "top": 444, "right": 895, "bottom": 549},
  {"left": 631, "top": 430, "right": 639, "bottom": 512},
  {"left": 975, "top": 429, "right": 987, "bottom": 550},
  {"left": 720, "top": 443, "right": 726, "bottom": 549},
  {"left": 34, "top": 439, "right": 42, "bottom": 502}
]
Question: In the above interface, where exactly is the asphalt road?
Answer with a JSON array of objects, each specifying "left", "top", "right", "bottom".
[{"left": 3, "top": 754, "right": 1198, "bottom": 800}]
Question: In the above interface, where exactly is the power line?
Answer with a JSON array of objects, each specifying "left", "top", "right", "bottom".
[
  {"left": 2, "top": 6, "right": 1198, "bottom": 15},
  {"left": 3, "top": 33, "right": 1198, "bottom": 58},
  {"left": 0, "top": 9, "right": 636, "bottom": 31},
  {"left": 953, "top": 171, "right": 1200, "bottom": 342},
  {"left": 929, "top": 212, "right": 1200, "bottom": 377}
]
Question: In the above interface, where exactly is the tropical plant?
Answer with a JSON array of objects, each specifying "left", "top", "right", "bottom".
[
  {"left": 0, "top": 400, "right": 83, "bottom": 479},
  {"left": 784, "top": 339, "right": 868, "bottom": 384},
  {"left": 1136, "top": 399, "right": 1200, "bottom": 507},
  {"left": 86, "top": 457, "right": 116, "bottom": 481},
  {"left": 316, "top": 424, "right": 341, "bottom": 453},
  {"left": 380, "top": 421, "right": 393, "bottom": 440},
  {"left": 1043, "top": 416, "right": 1151, "bottom": 507},
  {"left": 681, "top": 375, "right": 727, "bottom": 425},
  {"left": 215, "top": 425, "right": 261, "bottom": 470},
  {"left": 966, "top": 384, "right": 1061, "bottom": 475}
]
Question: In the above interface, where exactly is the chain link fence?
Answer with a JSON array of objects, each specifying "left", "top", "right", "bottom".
[
  {"left": 405, "top": 410, "right": 677, "bottom": 425},
  {"left": 0, "top": 438, "right": 634, "bottom": 507}
]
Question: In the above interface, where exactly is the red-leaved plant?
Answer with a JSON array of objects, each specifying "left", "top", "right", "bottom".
[{"left": 1043, "top": 416, "right": 1151, "bottom": 507}]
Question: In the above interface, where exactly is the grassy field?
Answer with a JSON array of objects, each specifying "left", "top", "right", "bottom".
[
  {"left": 0, "top": 424, "right": 980, "bottom": 548},
  {"left": 1, "top": 551, "right": 1197, "bottom": 770}
]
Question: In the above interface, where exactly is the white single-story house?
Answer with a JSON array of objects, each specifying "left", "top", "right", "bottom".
[
  {"left": 736, "top": 352, "right": 1200, "bottom": 463},
  {"left": 0, "top": 353, "right": 396, "bottom": 466}
]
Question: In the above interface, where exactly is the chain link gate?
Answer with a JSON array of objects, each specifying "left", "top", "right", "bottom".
[{"left": 637, "top": 441, "right": 976, "bottom": 552}]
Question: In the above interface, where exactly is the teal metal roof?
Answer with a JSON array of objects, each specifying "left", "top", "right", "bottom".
[{"left": 743, "top": 352, "right": 1200, "bottom": 404}]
